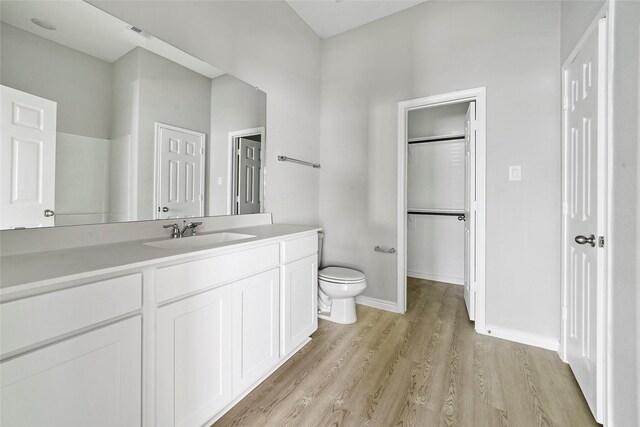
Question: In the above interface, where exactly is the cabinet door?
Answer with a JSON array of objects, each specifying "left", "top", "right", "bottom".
[
  {"left": 1, "top": 316, "right": 141, "bottom": 427},
  {"left": 232, "top": 269, "right": 280, "bottom": 394},
  {"left": 281, "top": 255, "right": 318, "bottom": 356},
  {"left": 156, "top": 286, "right": 232, "bottom": 427}
]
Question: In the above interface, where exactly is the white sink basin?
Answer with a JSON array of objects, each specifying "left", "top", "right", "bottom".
[{"left": 144, "top": 232, "right": 255, "bottom": 250}]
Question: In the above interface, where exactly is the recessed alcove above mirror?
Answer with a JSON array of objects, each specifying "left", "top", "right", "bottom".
[{"left": 0, "top": 0, "right": 266, "bottom": 230}]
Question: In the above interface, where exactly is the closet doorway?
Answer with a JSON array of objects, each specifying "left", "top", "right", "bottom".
[{"left": 397, "top": 88, "right": 486, "bottom": 332}]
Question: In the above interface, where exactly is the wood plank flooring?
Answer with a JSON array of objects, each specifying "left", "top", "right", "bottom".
[{"left": 214, "top": 279, "right": 599, "bottom": 427}]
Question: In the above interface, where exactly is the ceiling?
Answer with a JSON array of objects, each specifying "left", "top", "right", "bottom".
[
  {"left": 286, "top": 0, "right": 426, "bottom": 39},
  {"left": 0, "top": 0, "right": 225, "bottom": 79}
]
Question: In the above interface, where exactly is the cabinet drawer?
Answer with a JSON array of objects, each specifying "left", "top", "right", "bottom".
[
  {"left": 155, "top": 243, "right": 279, "bottom": 303},
  {"left": 1, "top": 274, "right": 142, "bottom": 357},
  {"left": 280, "top": 234, "right": 318, "bottom": 264}
]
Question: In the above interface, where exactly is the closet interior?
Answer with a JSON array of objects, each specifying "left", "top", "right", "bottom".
[{"left": 406, "top": 102, "right": 471, "bottom": 286}]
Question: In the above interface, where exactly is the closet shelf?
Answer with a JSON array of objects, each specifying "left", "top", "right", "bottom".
[{"left": 407, "top": 133, "right": 465, "bottom": 144}]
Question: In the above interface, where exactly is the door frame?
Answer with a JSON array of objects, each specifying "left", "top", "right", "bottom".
[
  {"left": 227, "top": 127, "right": 266, "bottom": 215},
  {"left": 560, "top": 3, "right": 611, "bottom": 423},
  {"left": 397, "top": 87, "right": 487, "bottom": 333},
  {"left": 153, "top": 122, "right": 206, "bottom": 220}
]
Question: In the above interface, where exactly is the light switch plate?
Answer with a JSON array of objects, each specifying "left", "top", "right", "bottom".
[
  {"left": 217, "top": 176, "right": 223, "bottom": 185},
  {"left": 509, "top": 165, "right": 522, "bottom": 181}
]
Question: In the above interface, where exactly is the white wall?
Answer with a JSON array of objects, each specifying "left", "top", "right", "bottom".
[
  {"left": 0, "top": 22, "right": 112, "bottom": 139},
  {"left": 55, "top": 133, "right": 110, "bottom": 223},
  {"left": 209, "top": 75, "right": 266, "bottom": 216},
  {"left": 319, "top": 1, "right": 561, "bottom": 340},
  {"left": 561, "top": 0, "right": 606, "bottom": 63},
  {"left": 608, "top": 1, "right": 640, "bottom": 424},
  {"left": 91, "top": 0, "right": 322, "bottom": 226}
]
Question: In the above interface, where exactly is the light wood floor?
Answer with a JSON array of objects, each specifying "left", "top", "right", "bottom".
[{"left": 214, "top": 279, "right": 599, "bottom": 426}]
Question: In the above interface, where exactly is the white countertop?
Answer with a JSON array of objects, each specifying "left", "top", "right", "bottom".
[{"left": 0, "top": 224, "right": 320, "bottom": 300}]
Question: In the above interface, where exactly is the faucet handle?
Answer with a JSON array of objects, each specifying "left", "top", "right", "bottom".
[
  {"left": 189, "top": 221, "right": 203, "bottom": 236},
  {"left": 163, "top": 223, "right": 180, "bottom": 239}
]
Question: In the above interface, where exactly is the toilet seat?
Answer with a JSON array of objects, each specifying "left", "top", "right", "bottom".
[{"left": 318, "top": 267, "right": 365, "bottom": 284}]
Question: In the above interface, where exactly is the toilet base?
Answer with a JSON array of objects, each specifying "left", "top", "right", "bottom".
[{"left": 318, "top": 297, "right": 357, "bottom": 324}]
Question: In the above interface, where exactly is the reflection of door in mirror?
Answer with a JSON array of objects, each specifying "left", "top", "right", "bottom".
[
  {"left": 155, "top": 123, "right": 205, "bottom": 220},
  {"left": 232, "top": 134, "right": 263, "bottom": 215},
  {"left": 0, "top": 85, "right": 57, "bottom": 229}
]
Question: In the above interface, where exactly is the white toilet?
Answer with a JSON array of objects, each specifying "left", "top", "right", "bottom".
[{"left": 317, "top": 233, "right": 367, "bottom": 324}]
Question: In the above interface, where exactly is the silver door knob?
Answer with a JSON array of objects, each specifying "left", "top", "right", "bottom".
[
  {"left": 575, "top": 234, "right": 596, "bottom": 247},
  {"left": 44, "top": 209, "right": 55, "bottom": 217}
]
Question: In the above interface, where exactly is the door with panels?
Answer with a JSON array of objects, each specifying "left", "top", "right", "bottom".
[
  {"left": 464, "top": 102, "right": 477, "bottom": 321},
  {"left": 0, "top": 85, "right": 57, "bottom": 228},
  {"left": 155, "top": 123, "right": 205, "bottom": 219},
  {"left": 234, "top": 137, "right": 262, "bottom": 215},
  {"left": 562, "top": 17, "right": 607, "bottom": 423}
]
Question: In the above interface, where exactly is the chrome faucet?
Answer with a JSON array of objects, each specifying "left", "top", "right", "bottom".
[
  {"left": 163, "top": 221, "right": 203, "bottom": 238},
  {"left": 181, "top": 221, "right": 203, "bottom": 237}
]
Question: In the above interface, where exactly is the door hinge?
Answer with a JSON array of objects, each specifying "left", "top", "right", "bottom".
[
  {"left": 598, "top": 236, "right": 605, "bottom": 248},
  {"left": 562, "top": 306, "right": 567, "bottom": 321},
  {"left": 562, "top": 96, "right": 568, "bottom": 111},
  {"left": 562, "top": 201, "right": 568, "bottom": 215},
  {"left": 471, "top": 201, "right": 478, "bottom": 211}
]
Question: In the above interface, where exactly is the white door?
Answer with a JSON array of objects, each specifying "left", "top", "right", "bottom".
[
  {"left": 281, "top": 254, "right": 318, "bottom": 356},
  {"left": 235, "top": 137, "right": 261, "bottom": 214},
  {"left": 0, "top": 85, "right": 57, "bottom": 229},
  {"left": 1, "top": 317, "right": 141, "bottom": 427},
  {"left": 155, "top": 123, "right": 205, "bottom": 219},
  {"left": 156, "top": 285, "right": 233, "bottom": 427},
  {"left": 232, "top": 269, "right": 280, "bottom": 394},
  {"left": 464, "top": 102, "right": 477, "bottom": 321},
  {"left": 563, "top": 18, "right": 606, "bottom": 423}
]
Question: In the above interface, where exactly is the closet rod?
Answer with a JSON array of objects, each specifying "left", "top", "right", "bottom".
[
  {"left": 408, "top": 136, "right": 465, "bottom": 144},
  {"left": 408, "top": 211, "right": 465, "bottom": 220}
]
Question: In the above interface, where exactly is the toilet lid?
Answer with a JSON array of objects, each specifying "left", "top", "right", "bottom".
[{"left": 319, "top": 267, "right": 365, "bottom": 283}]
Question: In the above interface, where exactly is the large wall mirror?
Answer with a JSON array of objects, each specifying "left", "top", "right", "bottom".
[{"left": 0, "top": 0, "right": 266, "bottom": 230}]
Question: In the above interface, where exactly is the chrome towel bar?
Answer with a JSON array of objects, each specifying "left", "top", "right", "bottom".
[{"left": 277, "top": 155, "right": 320, "bottom": 169}]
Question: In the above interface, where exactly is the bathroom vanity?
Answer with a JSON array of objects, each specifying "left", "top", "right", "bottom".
[{"left": 0, "top": 216, "right": 319, "bottom": 426}]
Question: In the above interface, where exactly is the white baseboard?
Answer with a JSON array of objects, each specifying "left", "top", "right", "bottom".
[
  {"left": 483, "top": 325, "right": 559, "bottom": 352},
  {"left": 407, "top": 271, "right": 463, "bottom": 286},
  {"left": 356, "top": 295, "right": 401, "bottom": 313}
]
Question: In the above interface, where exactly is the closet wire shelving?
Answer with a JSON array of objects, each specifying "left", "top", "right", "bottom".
[{"left": 407, "top": 133, "right": 467, "bottom": 221}]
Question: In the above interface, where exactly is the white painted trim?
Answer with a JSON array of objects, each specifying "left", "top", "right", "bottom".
[
  {"left": 355, "top": 295, "right": 402, "bottom": 313},
  {"left": 407, "top": 271, "right": 463, "bottom": 286},
  {"left": 153, "top": 122, "right": 206, "bottom": 220},
  {"left": 560, "top": 4, "right": 610, "bottom": 424},
  {"left": 484, "top": 325, "right": 560, "bottom": 352},
  {"left": 227, "top": 127, "right": 266, "bottom": 215},
  {"left": 397, "top": 87, "right": 487, "bottom": 334}
]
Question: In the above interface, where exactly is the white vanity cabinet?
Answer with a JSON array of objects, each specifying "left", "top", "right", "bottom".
[
  {"left": 232, "top": 268, "right": 280, "bottom": 394},
  {"left": 0, "top": 226, "right": 319, "bottom": 427},
  {"left": 156, "top": 285, "right": 233, "bottom": 427},
  {"left": 280, "top": 235, "right": 319, "bottom": 356},
  {"left": 1, "top": 317, "right": 142, "bottom": 427},
  {"left": 0, "top": 274, "right": 143, "bottom": 427}
]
